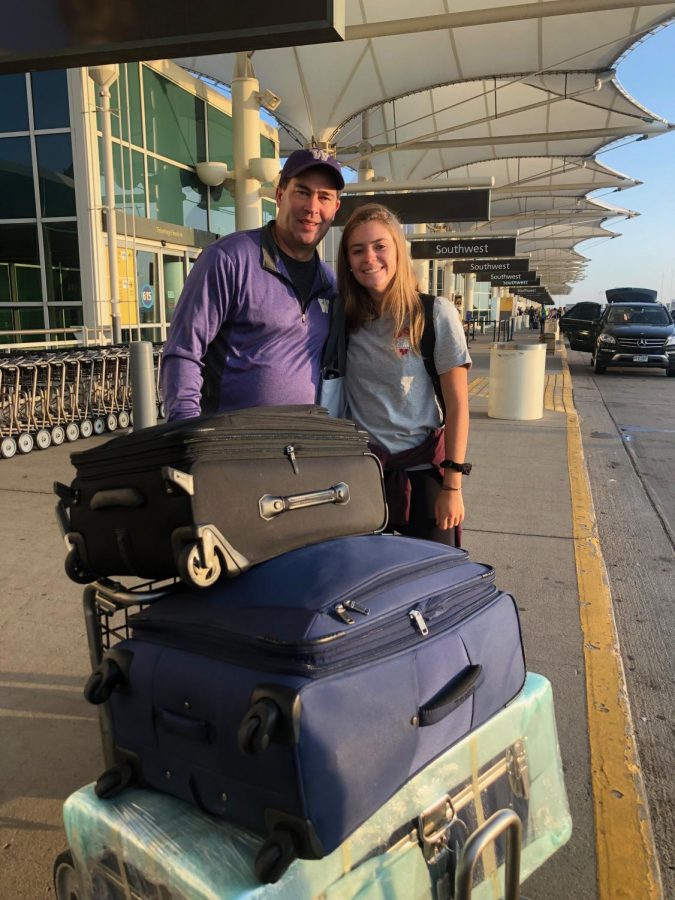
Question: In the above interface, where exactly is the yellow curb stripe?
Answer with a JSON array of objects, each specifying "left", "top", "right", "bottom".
[
  {"left": 554, "top": 373, "right": 565, "bottom": 413},
  {"left": 468, "top": 376, "right": 488, "bottom": 400},
  {"left": 544, "top": 374, "right": 555, "bottom": 410},
  {"left": 561, "top": 345, "right": 662, "bottom": 899}
]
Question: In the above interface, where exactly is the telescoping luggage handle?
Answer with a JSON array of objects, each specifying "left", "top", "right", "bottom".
[{"left": 259, "top": 482, "right": 350, "bottom": 520}]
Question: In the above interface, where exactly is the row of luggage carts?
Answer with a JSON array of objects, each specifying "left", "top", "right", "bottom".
[{"left": 0, "top": 346, "right": 164, "bottom": 459}]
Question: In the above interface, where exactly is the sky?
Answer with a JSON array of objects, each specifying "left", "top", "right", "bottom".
[{"left": 561, "top": 22, "right": 675, "bottom": 305}]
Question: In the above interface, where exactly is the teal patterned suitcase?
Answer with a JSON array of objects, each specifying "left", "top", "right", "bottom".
[{"left": 56, "top": 674, "right": 571, "bottom": 899}]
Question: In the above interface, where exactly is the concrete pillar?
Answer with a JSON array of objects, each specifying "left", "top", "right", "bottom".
[
  {"left": 431, "top": 260, "right": 439, "bottom": 296},
  {"left": 413, "top": 224, "right": 428, "bottom": 292},
  {"left": 443, "top": 261, "right": 454, "bottom": 301},
  {"left": 232, "top": 54, "right": 262, "bottom": 231},
  {"left": 490, "top": 287, "right": 500, "bottom": 322},
  {"left": 464, "top": 273, "right": 476, "bottom": 320}
]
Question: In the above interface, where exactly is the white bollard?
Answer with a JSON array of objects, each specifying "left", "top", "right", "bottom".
[{"left": 488, "top": 342, "right": 547, "bottom": 420}]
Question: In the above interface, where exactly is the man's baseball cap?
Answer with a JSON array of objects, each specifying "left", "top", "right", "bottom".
[{"left": 280, "top": 148, "right": 344, "bottom": 190}]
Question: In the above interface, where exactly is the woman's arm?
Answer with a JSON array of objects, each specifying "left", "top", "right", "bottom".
[{"left": 435, "top": 365, "right": 470, "bottom": 530}]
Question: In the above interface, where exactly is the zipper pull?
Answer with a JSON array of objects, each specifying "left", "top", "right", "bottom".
[
  {"left": 344, "top": 599, "right": 370, "bottom": 617},
  {"left": 301, "top": 312, "right": 306, "bottom": 324},
  {"left": 284, "top": 445, "right": 299, "bottom": 475},
  {"left": 409, "top": 609, "right": 429, "bottom": 636},
  {"left": 333, "top": 603, "right": 355, "bottom": 625}
]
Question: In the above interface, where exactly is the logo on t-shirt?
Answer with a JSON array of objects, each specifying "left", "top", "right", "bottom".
[
  {"left": 394, "top": 329, "right": 411, "bottom": 357},
  {"left": 318, "top": 298, "right": 331, "bottom": 314}
]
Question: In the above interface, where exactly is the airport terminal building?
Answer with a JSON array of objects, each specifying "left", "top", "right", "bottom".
[{"left": 0, "top": 61, "right": 278, "bottom": 347}]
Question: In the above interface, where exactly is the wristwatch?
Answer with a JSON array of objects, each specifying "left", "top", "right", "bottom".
[{"left": 440, "top": 459, "right": 472, "bottom": 475}]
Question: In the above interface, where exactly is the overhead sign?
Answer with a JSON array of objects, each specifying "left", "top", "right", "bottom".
[
  {"left": 334, "top": 191, "right": 491, "bottom": 227},
  {"left": 0, "top": 0, "right": 345, "bottom": 73},
  {"left": 473, "top": 270, "right": 538, "bottom": 283},
  {"left": 410, "top": 236, "right": 515, "bottom": 260},
  {"left": 453, "top": 258, "right": 529, "bottom": 274},
  {"left": 490, "top": 274, "right": 540, "bottom": 287}
]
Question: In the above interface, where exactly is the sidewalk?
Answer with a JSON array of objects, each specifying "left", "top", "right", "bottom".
[{"left": 0, "top": 330, "right": 597, "bottom": 898}]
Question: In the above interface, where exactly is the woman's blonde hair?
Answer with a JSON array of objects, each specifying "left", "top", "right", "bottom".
[{"left": 337, "top": 203, "right": 425, "bottom": 353}]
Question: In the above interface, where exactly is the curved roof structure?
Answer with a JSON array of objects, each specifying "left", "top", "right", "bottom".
[{"left": 175, "top": 0, "right": 675, "bottom": 295}]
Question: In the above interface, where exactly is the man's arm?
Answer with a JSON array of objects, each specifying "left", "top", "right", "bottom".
[{"left": 160, "top": 247, "right": 230, "bottom": 421}]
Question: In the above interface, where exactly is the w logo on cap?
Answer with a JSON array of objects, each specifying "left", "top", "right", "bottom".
[{"left": 309, "top": 148, "right": 331, "bottom": 162}]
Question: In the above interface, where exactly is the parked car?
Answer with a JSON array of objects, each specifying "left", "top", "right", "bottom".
[
  {"left": 563, "top": 300, "right": 675, "bottom": 375},
  {"left": 559, "top": 301, "right": 603, "bottom": 350}
]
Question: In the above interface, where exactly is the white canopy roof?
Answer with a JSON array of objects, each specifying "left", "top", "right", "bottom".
[{"left": 175, "top": 0, "right": 675, "bottom": 292}]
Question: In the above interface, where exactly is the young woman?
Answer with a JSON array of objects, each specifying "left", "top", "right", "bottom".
[{"left": 337, "top": 203, "right": 471, "bottom": 544}]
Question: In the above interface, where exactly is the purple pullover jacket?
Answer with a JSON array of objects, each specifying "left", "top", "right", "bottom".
[{"left": 161, "top": 222, "right": 337, "bottom": 420}]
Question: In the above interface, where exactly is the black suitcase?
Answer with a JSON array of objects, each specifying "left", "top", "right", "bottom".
[
  {"left": 55, "top": 406, "right": 387, "bottom": 587},
  {"left": 84, "top": 535, "right": 526, "bottom": 882}
]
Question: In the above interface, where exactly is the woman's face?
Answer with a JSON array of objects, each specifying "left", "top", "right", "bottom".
[{"left": 346, "top": 221, "right": 398, "bottom": 302}]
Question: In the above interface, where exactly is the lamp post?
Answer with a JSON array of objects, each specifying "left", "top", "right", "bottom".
[{"left": 89, "top": 64, "right": 121, "bottom": 344}]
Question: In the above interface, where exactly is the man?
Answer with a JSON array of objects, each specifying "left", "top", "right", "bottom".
[{"left": 161, "top": 148, "right": 343, "bottom": 421}]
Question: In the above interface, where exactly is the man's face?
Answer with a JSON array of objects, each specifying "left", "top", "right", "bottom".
[{"left": 274, "top": 170, "right": 341, "bottom": 261}]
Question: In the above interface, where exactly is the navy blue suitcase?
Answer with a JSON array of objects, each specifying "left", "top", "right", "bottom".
[{"left": 86, "top": 535, "right": 526, "bottom": 882}]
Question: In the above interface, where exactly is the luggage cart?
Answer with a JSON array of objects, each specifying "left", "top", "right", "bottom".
[{"left": 53, "top": 576, "right": 571, "bottom": 899}]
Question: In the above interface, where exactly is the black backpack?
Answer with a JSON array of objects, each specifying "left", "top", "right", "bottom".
[{"left": 419, "top": 293, "right": 445, "bottom": 421}]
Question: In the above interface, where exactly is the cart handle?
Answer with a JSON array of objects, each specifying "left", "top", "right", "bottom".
[{"left": 454, "top": 808, "right": 522, "bottom": 900}]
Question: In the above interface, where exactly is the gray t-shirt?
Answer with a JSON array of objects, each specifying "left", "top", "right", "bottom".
[{"left": 345, "top": 296, "right": 471, "bottom": 453}]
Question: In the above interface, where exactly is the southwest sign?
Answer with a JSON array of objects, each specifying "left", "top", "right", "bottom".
[
  {"left": 472, "top": 270, "right": 538, "bottom": 283},
  {"left": 490, "top": 274, "right": 540, "bottom": 287},
  {"left": 453, "top": 258, "right": 530, "bottom": 274},
  {"left": 335, "top": 190, "right": 491, "bottom": 227},
  {"left": 410, "top": 237, "right": 516, "bottom": 260},
  {"left": 0, "top": 1, "right": 345, "bottom": 72}
]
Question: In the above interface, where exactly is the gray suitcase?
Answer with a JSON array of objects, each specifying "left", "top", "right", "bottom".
[{"left": 55, "top": 405, "right": 387, "bottom": 587}]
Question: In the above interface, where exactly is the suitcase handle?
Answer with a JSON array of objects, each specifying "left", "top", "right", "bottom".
[
  {"left": 156, "top": 708, "right": 211, "bottom": 742},
  {"left": 418, "top": 664, "right": 483, "bottom": 727},
  {"left": 90, "top": 488, "right": 145, "bottom": 510},
  {"left": 258, "top": 482, "right": 350, "bottom": 520}
]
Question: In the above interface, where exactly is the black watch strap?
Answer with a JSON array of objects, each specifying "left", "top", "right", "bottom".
[{"left": 440, "top": 459, "right": 472, "bottom": 475}]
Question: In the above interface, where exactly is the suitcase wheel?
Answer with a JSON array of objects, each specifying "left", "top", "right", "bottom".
[
  {"left": 53, "top": 850, "right": 82, "bottom": 900},
  {"left": 64, "top": 547, "right": 96, "bottom": 585},
  {"left": 84, "top": 658, "right": 125, "bottom": 705},
  {"left": 177, "top": 542, "right": 222, "bottom": 588},
  {"left": 94, "top": 762, "right": 136, "bottom": 800},
  {"left": 254, "top": 827, "right": 298, "bottom": 884},
  {"left": 237, "top": 698, "right": 281, "bottom": 755}
]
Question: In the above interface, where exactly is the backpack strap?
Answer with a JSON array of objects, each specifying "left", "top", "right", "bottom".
[{"left": 419, "top": 293, "right": 445, "bottom": 420}]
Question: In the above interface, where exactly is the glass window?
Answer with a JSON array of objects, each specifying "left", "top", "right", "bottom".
[
  {"left": 262, "top": 198, "right": 276, "bottom": 226},
  {"left": 162, "top": 254, "right": 185, "bottom": 322},
  {"left": 35, "top": 133, "right": 76, "bottom": 217},
  {"left": 43, "top": 222, "right": 81, "bottom": 303},
  {"left": 0, "top": 265, "right": 9, "bottom": 302},
  {"left": 0, "top": 74, "right": 29, "bottom": 132},
  {"left": 136, "top": 250, "right": 159, "bottom": 325},
  {"left": 0, "top": 136, "right": 35, "bottom": 217},
  {"left": 31, "top": 71, "right": 70, "bottom": 130},
  {"left": 0, "top": 224, "right": 41, "bottom": 302},
  {"left": 16, "top": 265, "right": 43, "bottom": 302},
  {"left": 147, "top": 157, "right": 208, "bottom": 231},
  {"left": 209, "top": 184, "right": 236, "bottom": 235},
  {"left": 207, "top": 106, "right": 234, "bottom": 169},
  {"left": 97, "top": 64, "right": 144, "bottom": 147},
  {"left": 260, "top": 135, "right": 276, "bottom": 159},
  {"left": 48, "top": 306, "right": 84, "bottom": 340},
  {"left": 100, "top": 138, "right": 146, "bottom": 216},
  {"left": 0, "top": 306, "right": 45, "bottom": 342},
  {"left": 143, "top": 68, "right": 205, "bottom": 166}
]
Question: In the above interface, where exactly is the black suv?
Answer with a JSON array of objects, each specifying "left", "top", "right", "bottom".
[{"left": 561, "top": 301, "right": 675, "bottom": 376}]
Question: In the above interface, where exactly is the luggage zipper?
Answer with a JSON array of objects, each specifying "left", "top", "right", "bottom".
[
  {"left": 284, "top": 445, "right": 299, "bottom": 474},
  {"left": 323, "top": 555, "right": 482, "bottom": 621},
  {"left": 132, "top": 577, "right": 500, "bottom": 678},
  {"left": 74, "top": 432, "right": 372, "bottom": 478},
  {"left": 333, "top": 599, "right": 370, "bottom": 624}
]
